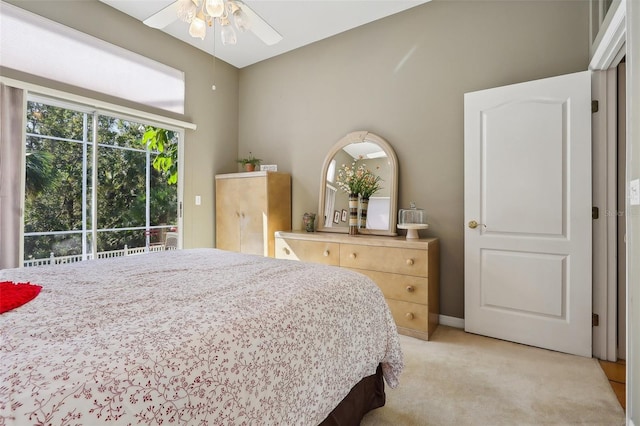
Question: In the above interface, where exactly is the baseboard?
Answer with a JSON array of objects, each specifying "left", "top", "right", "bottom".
[{"left": 439, "top": 315, "right": 465, "bottom": 329}]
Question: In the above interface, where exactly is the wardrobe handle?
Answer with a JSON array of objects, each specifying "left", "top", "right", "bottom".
[
  {"left": 349, "top": 253, "right": 357, "bottom": 260},
  {"left": 405, "top": 312, "right": 415, "bottom": 320},
  {"left": 323, "top": 250, "right": 330, "bottom": 257},
  {"left": 406, "top": 285, "right": 415, "bottom": 293},
  {"left": 406, "top": 258, "right": 414, "bottom": 266}
]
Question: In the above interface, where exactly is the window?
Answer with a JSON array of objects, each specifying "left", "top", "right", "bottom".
[
  {"left": 24, "top": 97, "right": 180, "bottom": 264},
  {"left": 327, "top": 159, "right": 336, "bottom": 183}
]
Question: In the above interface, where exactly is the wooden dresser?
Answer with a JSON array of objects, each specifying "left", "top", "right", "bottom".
[
  {"left": 275, "top": 231, "right": 439, "bottom": 340},
  {"left": 215, "top": 172, "right": 291, "bottom": 257}
]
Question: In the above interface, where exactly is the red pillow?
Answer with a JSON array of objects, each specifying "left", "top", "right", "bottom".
[{"left": 0, "top": 281, "right": 42, "bottom": 314}]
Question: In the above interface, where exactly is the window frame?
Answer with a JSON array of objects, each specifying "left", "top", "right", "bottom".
[{"left": 17, "top": 87, "right": 188, "bottom": 264}]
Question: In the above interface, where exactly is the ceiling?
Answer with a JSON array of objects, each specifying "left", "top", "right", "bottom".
[{"left": 98, "top": 0, "right": 431, "bottom": 69}]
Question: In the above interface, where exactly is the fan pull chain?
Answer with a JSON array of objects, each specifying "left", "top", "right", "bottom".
[{"left": 212, "top": 18, "right": 217, "bottom": 91}]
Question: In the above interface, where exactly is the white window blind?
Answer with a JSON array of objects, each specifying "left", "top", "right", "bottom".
[{"left": 0, "top": 2, "right": 185, "bottom": 114}]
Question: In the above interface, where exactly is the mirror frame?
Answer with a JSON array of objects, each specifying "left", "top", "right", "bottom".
[{"left": 317, "top": 131, "right": 398, "bottom": 236}]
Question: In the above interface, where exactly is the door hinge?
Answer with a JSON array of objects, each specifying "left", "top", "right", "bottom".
[
  {"left": 592, "top": 313, "right": 599, "bottom": 327},
  {"left": 592, "top": 100, "right": 599, "bottom": 113},
  {"left": 592, "top": 206, "right": 599, "bottom": 219}
]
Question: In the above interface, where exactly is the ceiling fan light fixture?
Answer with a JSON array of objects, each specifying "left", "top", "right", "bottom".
[
  {"left": 205, "top": 0, "right": 225, "bottom": 18},
  {"left": 230, "top": 2, "right": 250, "bottom": 32},
  {"left": 177, "top": 0, "right": 197, "bottom": 22},
  {"left": 189, "top": 13, "right": 207, "bottom": 39},
  {"left": 144, "top": 0, "right": 282, "bottom": 45},
  {"left": 220, "top": 16, "right": 237, "bottom": 45}
]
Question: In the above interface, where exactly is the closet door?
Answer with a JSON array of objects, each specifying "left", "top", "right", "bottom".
[
  {"left": 237, "top": 177, "right": 267, "bottom": 256},
  {"left": 215, "top": 176, "right": 243, "bottom": 253}
]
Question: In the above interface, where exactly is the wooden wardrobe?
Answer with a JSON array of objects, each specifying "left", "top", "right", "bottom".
[{"left": 215, "top": 171, "right": 291, "bottom": 257}]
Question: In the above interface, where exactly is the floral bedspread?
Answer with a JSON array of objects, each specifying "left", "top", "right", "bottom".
[{"left": 0, "top": 249, "right": 403, "bottom": 425}]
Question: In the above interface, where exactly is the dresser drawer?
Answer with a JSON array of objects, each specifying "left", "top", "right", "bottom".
[
  {"left": 348, "top": 269, "right": 428, "bottom": 304},
  {"left": 274, "top": 232, "right": 439, "bottom": 341},
  {"left": 275, "top": 237, "right": 340, "bottom": 266},
  {"left": 386, "top": 299, "right": 430, "bottom": 332},
  {"left": 340, "top": 244, "right": 428, "bottom": 277}
]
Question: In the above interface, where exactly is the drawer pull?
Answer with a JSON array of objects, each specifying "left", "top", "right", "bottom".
[
  {"left": 349, "top": 253, "right": 357, "bottom": 260},
  {"left": 323, "top": 250, "right": 330, "bottom": 257},
  {"left": 406, "top": 258, "right": 414, "bottom": 266},
  {"left": 282, "top": 247, "right": 290, "bottom": 255},
  {"left": 406, "top": 285, "right": 415, "bottom": 293},
  {"left": 405, "top": 312, "right": 415, "bottom": 320}
]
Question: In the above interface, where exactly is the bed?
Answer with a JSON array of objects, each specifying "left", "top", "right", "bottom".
[{"left": 0, "top": 248, "right": 403, "bottom": 425}]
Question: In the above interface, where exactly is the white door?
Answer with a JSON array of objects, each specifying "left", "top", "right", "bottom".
[{"left": 464, "top": 71, "right": 592, "bottom": 357}]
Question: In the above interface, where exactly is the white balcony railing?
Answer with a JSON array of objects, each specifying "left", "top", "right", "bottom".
[{"left": 23, "top": 244, "right": 173, "bottom": 268}]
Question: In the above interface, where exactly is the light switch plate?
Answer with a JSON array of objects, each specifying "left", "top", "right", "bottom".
[
  {"left": 630, "top": 179, "right": 640, "bottom": 206},
  {"left": 195, "top": 195, "right": 201, "bottom": 206}
]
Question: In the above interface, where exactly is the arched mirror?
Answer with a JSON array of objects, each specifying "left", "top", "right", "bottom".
[{"left": 317, "top": 131, "right": 398, "bottom": 236}]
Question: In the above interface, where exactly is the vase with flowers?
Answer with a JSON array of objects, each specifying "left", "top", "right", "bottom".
[
  {"left": 336, "top": 158, "right": 382, "bottom": 235},
  {"left": 358, "top": 168, "right": 383, "bottom": 228}
]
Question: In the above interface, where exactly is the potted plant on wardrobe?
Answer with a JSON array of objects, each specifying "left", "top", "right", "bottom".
[{"left": 237, "top": 152, "right": 262, "bottom": 172}]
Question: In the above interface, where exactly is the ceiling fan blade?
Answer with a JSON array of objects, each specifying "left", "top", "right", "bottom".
[
  {"left": 143, "top": 1, "right": 179, "bottom": 29},
  {"left": 236, "top": 1, "right": 283, "bottom": 46}
]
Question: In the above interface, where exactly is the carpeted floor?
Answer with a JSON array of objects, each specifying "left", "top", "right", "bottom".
[{"left": 362, "top": 326, "right": 626, "bottom": 425}]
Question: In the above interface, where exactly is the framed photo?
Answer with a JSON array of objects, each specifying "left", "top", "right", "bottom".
[
  {"left": 341, "top": 209, "right": 348, "bottom": 222},
  {"left": 333, "top": 210, "right": 340, "bottom": 224}
]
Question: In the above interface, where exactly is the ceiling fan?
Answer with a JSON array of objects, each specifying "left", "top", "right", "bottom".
[{"left": 143, "top": 0, "right": 282, "bottom": 46}]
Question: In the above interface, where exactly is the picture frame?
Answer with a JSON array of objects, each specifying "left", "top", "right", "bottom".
[
  {"left": 333, "top": 210, "right": 340, "bottom": 224},
  {"left": 341, "top": 209, "right": 348, "bottom": 222}
]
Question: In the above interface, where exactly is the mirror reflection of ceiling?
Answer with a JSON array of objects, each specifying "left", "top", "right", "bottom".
[{"left": 342, "top": 142, "right": 386, "bottom": 159}]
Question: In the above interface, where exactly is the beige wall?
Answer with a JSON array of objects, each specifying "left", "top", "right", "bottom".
[
  {"left": 2, "top": 0, "right": 239, "bottom": 250},
  {"left": 238, "top": 0, "right": 590, "bottom": 318}
]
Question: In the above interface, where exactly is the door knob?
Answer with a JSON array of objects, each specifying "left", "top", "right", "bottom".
[{"left": 468, "top": 220, "right": 479, "bottom": 229}]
